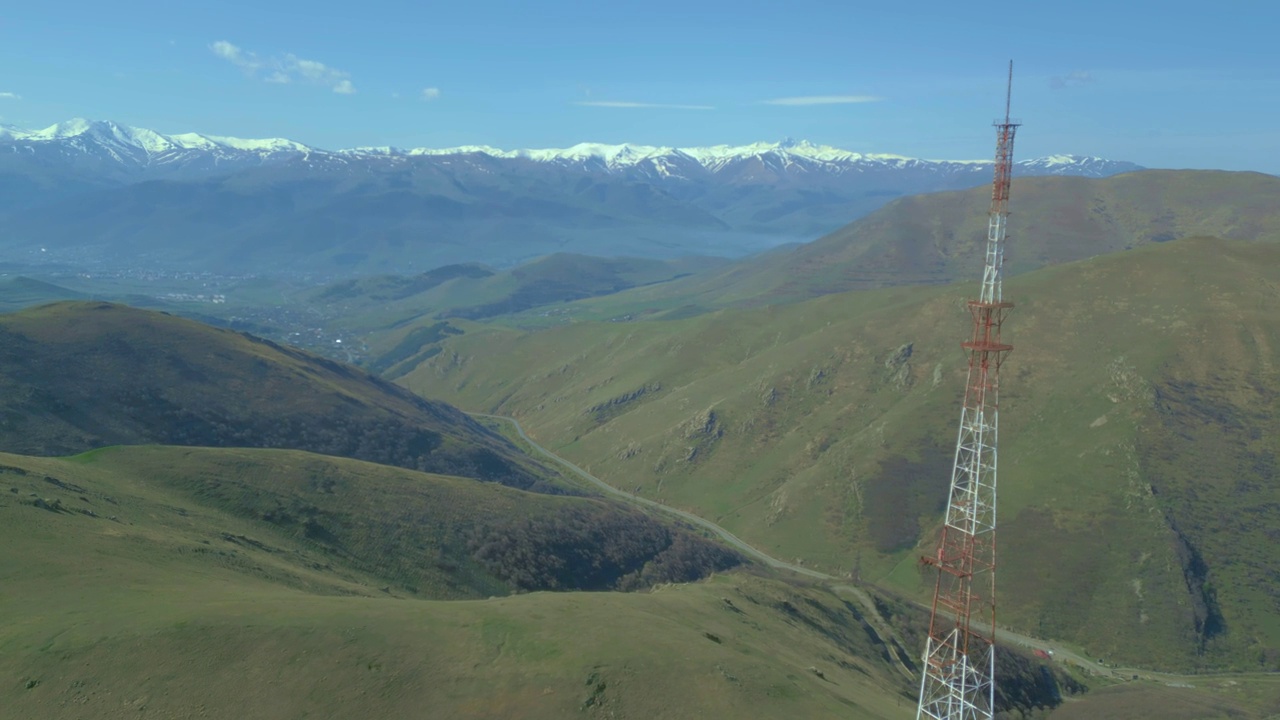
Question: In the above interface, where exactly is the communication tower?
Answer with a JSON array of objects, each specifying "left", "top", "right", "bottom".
[{"left": 914, "top": 61, "right": 1019, "bottom": 720}]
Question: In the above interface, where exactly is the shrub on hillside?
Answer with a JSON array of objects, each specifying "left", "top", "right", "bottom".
[{"left": 469, "top": 505, "right": 743, "bottom": 592}]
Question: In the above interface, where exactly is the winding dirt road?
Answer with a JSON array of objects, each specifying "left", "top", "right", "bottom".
[{"left": 474, "top": 412, "right": 1267, "bottom": 688}]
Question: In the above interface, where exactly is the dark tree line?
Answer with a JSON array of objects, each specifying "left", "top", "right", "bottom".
[
  {"left": 105, "top": 387, "right": 556, "bottom": 492},
  {"left": 469, "top": 504, "right": 743, "bottom": 592}
]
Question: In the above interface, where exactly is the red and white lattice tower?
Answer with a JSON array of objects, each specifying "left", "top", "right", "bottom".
[{"left": 915, "top": 62, "right": 1019, "bottom": 720}]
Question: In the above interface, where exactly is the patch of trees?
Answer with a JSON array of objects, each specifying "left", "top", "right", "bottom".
[
  {"left": 862, "top": 445, "right": 951, "bottom": 553},
  {"left": 992, "top": 649, "right": 1086, "bottom": 720},
  {"left": 207, "top": 474, "right": 739, "bottom": 599},
  {"left": 468, "top": 504, "right": 744, "bottom": 592},
  {"left": 871, "top": 592, "right": 1083, "bottom": 720},
  {"left": 1166, "top": 515, "right": 1227, "bottom": 646},
  {"left": 104, "top": 388, "right": 557, "bottom": 493}
]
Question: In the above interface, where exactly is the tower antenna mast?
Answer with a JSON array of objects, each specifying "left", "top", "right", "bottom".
[{"left": 914, "top": 61, "right": 1019, "bottom": 720}]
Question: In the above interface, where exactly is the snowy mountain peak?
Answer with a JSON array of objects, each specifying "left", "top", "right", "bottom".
[
  {"left": 339, "top": 146, "right": 405, "bottom": 156},
  {"left": 183, "top": 133, "right": 312, "bottom": 153},
  {"left": 1017, "top": 154, "right": 1143, "bottom": 176},
  {"left": 3, "top": 119, "right": 312, "bottom": 157},
  {"left": 404, "top": 144, "right": 512, "bottom": 158},
  {"left": 534, "top": 142, "right": 677, "bottom": 166},
  {"left": 0, "top": 123, "right": 27, "bottom": 141},
  {"left": 377, "top": 139, "right": 924, "bottom": 170},
  {"left": 1036, "top": 154, "right": 1084, "bottom": 166},
  {"left": 0, "top": 118, "right": 1141, "bottom": 180},
  {"left": 34, "top": 117, "right": 101, "bottom": 139}
]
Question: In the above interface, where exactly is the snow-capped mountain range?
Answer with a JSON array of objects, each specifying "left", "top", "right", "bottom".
[
  {"left": 0, "top": 118, "right": 1141, "bottom": 181},
  {"left": 0, "top": 118, "right": 1146, "bottom": 276},
  {"left": 0, "top": 118, "right": 309, "bottom": 154},
  {"left": 0, "top": 119, "right": 317, "bottom": 181}
]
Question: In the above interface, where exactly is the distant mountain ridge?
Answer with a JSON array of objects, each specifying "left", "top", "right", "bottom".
[
  {"left": 0, "top": 118, "right": 316, "bottom": 182},
  {"left": 0, "top": 118, "right": 1140, "bottom": 178},
  {"left": 0, "top": 118, "right": 1145, "bottom": 275}
]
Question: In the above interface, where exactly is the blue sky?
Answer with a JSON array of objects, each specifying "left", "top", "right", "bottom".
[{"left": 2, "top": 1, "right": 1278, "bottom": 171}]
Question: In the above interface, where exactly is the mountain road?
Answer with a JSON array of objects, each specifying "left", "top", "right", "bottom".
[{"left": 473, "top": 411, "right": 1269, "bottom": 688}]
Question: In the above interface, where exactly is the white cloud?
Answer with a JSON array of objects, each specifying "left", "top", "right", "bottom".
[
  {"left": 0, "top": 92, "right": 20, "bottom": 100},
  {"left": 421, "top": 87, "right": 441, "bottom": 101},
  {"left": 210, "top": 40, "right": 356, "bottom": 94},
  {"left": 762, "top": 95, "right": 882, "bottom": 106},
  {"left": 1050, "top": 71, "right": 1095, "bottom": 90},
  {"left": 211, "top": 40, "right": 255, "bottom": 69},
  {"left": 574, "top": 101, "right": 714, "bottom": 110}
]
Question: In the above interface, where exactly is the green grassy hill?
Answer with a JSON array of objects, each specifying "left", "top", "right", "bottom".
[
  {"left": 436, "top": 253, "right": 727, "bottom": 321},
  {"left": 0, "top": 315, "right": 1260, "bottom": 717},
  {"left": 748, "top": 169, "right": 1280, "bottom": 295},
  {"left": 0, "top": 445, "right": 914, "bottom": 719},
  {"left": 3, "top": 445, "right": 1264, "bottom": 718},
  {"left": 309, "top": 253, "right": 728, "bottom": 341},
  {"left": 0, "top": 276, "right": 85, "bottom": 311},
  {"left": 298, "top": 253, "right": 730, "bottom": 379},
  {"left": 0, "top": 301, "right": 557, "bottom": 491},
  {"left": 312, "top": 262, "right": 496, "bottom": 305},
  {"left": 495, "top": 170, "right": 1280, "bottom": 323},
  {"left": 398, "top": 236, "right": 1280, "bottom": 671},
  {"left": 4, "top": 446, "right": 743, "bottom": 599}
]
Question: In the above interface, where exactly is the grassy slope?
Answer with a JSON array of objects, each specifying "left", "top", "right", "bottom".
[
  {"left": 493, "top": 170, "right": 1280, "bottom": 324},
  {"left": 313, "top": 253, "right": 729, "bottom": 338},
  {"left": 399, "top": 236, "right": 1280, "bottom": 670},
  {"left": 1047, "top": 681, "right": 1280, "bottom": 720},
  {"left": 0, "top": 447, "right": 917, "bottom": 720},
  {"left": 755, "top": 169, "right": 1280, "bottom": 295},
  {"left": 435, "top": 254, "right": 729, "bottom": 320},
  {"left": 5, "top": 446, "right": 743, "bottom": 598},
  {"left": 0, "top": 276, "right": 86, "bottom": 311},
  {"left": 0, "top": 301, "right": 559, "bottom": 491}
]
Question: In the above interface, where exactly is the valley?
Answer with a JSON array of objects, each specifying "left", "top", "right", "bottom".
[{"left": 2, "top": 134, "right": 1278, "bottom": 718}]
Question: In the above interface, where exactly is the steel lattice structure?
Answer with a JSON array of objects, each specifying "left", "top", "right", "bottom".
[{"left": 915, "top": 62, "right": 1019, "bottom": 720}]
